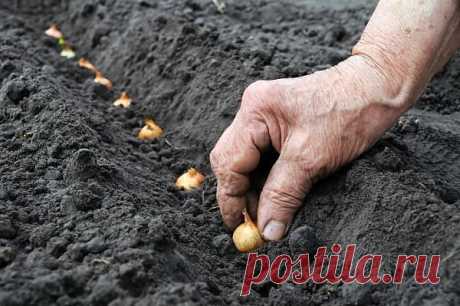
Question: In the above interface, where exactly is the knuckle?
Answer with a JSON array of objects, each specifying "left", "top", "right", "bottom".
[
  {"left": 209, "top": 146, "right": 232, "bottom": 179},
  {"left": 247, "top": 80, "right": 269, "bottom": 92},
  {"left": 222, "top": 202, "right": 241, "bottom": 219},
  {"left": 217, "top": 192, "right": 243, "bottom": 228},
  {"left": 209, "top": 148, "right": 220, "bottom": 170},
  {"left": 262, "top": 188, "right": 304, "bottom": 210},
  {"left": 209, "top": 142, "right": 230, "bottom": 175},
  {"left": 241, "top": 80, "right": 269, "bottom": 108},
  {"left": 221, "top": 172, "right": 250, "bottom": 196}
]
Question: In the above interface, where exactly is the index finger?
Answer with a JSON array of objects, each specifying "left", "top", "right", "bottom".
[{"left": 210, "top": 115, "right": 269, "bottom": 229}]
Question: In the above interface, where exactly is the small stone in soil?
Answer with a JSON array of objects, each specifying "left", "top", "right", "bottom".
[
  {"left": 64, "top": 149, "right": 99, "bottom": 184},
  {"left": 212, "top": 234, "right": 234, "bottom": 255},
  {"left": 0, "top": 247, "right": 16, "bottom": 267},
  {"left": 0, "top": 217, "right": 17, "bottom": 239},
  {"left": 288, "top": 225, "right": 319, "bottom": 256},
  {"left": 5, "top": 79, "right": 29, "bottom": 103},
  {"left": 86, "top": 236, "right": 107, "bottom": 254}
]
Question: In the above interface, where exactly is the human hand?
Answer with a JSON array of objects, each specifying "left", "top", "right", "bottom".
[
  {"left": 211, "top": 0, "right": 460, "bottom": 242},
  {"left": 210, "top": 55, "right": 406, "bottom": 241}
]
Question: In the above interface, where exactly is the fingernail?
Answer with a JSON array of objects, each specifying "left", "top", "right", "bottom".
[{"left": 263, "top": 220, "right": 286, "bottom": 241}]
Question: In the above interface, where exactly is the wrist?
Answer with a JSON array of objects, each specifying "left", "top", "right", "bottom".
[
  {"left": 326, "top": 55, "right": 412, "bottom": 145},
  {"left": 349, "top": 0, "right": 460, "bottom": 112},
  {"left": 337, "top": 54, "right": 416, "bottom": 115}
]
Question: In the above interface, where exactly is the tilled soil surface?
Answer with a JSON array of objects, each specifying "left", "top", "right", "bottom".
[{"left": 1, "top": 1, "right": 459, "bottom": 305}]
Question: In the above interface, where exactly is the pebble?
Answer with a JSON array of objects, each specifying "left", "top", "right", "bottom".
[
  {"left": 64, "top": 149, "right": 99, "bottom": 184},
  {"left": 89, "top": 275, "right": 119, "bottom": 306},
  {"left": 0, "top": 247, "right": 16, "bottom": 267},
  {"left": 65, "top": 183, "right": 102, "bottom": 212},
  {"left": 86, "top": 237, "right": 107, "bottom": 254},
  {"left": 6, "top": 79, "right": 29, "bottom": 103},
  {"left": 212, "top": 234, "right": 234, "bottom": 255},
  {"left": 374, "top": 147, "right": 403, "bottom": 171},
  {"left": 69, "top": 243, "right": 87, "bottom": 262},
  {"left": 0, "top": 217, "right": 17, "bottom": 239},
  {"left": 0, "top": 60, "right": 15, "bottom": 81},
  {"left": 47, "top": 237, "right": 70, "bottom": 258},
  {"left": 288, "top": 225, "right": 319, "bottom": 255}
]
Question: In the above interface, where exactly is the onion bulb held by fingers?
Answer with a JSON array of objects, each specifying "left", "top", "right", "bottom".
[{"left": 232, "top": 209, "right": 264, "bottom": 252}]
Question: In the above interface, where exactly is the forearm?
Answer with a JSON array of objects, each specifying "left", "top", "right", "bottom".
[{"left": 352, "top": 0, "right": 460, "bottom": 111}]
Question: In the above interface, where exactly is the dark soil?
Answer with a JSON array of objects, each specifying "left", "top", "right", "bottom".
[{"left": 1, "top": 1, "right": 459, "bottom": 305}]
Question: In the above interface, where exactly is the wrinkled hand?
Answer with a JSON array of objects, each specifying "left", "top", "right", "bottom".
[
  {"left": 210, "top": 0, "right": 460, "bottom": 242},
  {"left": 210, "top": 55, "right": 406, "bottom": 241}
]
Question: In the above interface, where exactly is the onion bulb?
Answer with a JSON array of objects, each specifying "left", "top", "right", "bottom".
[
  {"left": 232, "top": 209, "right": 264, "bottom": 252},
  {"left": 60, "top": 45, "right": 76, "bottom": 59},
  {"left": 45, "top": 24, "right": 63, "bottom": 39},
  {"left": 175, "top": 168, "right": 205, "bottom": 191},
  {"left": 137, "top": 118, "right": 163, "bottom": 140},
  {"left": 79, "top": 58, "right": 97, "bottom": 73},
  {"left": 94, "top": 71, "right": 112, "bottom": 90},
  {"left": 113, "top": 91, "right": 131, "bottom": 108}
]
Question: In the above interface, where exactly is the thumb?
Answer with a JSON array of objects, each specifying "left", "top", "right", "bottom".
[{"left": 257, "top": 158, "right": 312, "bottom": 241}]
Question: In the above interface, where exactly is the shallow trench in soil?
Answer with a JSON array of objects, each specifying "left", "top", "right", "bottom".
[{"left": 0, "top": 0, "right": 460, "bottom": 305}]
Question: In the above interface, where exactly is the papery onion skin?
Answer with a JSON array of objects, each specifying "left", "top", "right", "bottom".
[
  {"left": 138, "top": 125, "right": 162, "bottom": 140},
  {"left": 232, "top": 210, "right": 264, "bottom": 252},
  {"left": 94, "top": 71, "right": 113, "bottom": 90},
  {"left": 175, "top": 168, "right": 205, "bottom": 191},
  {"left": 113, "top": 92, "right": 131, "bottom": 108},
  {"left": 79, "top": 58, "right": 97, "bottom": 73},
  {"left": 45, "top": 24, "right": 63, "bottom": 39},
  {"left": 137, "top": 119, "right": 163, "bottom": 140},
  {"left": 60, "top": 46, "right": 76, "bottom": 59}
]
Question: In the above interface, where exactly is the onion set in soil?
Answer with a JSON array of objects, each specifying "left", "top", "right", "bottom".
[
  {"left": 46, "top": 24, "right": 76, "bottom": 59},
  {"left": 45, "top": 24, "right": 63, "bottom": 39},
  {"left": 176, "top": 168, "right": 205, "bottom": 191},
  {"left": 137, "top": 118, "right": 163, "bottom": 140},
  {"left": 79, "top": 58, "right": 97, "bottom": 73},
  {"left": 113, "top": 92, "right": 132, "bottom": 108},
  {"left": 94, "top": 71, "right": 113, "bottom": 90},
  {"left": 79, "top": 59, "right": 112, "bottom": 90},
  {"left": 60, "top": 45, "right": 76, "bottom": 59}
]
